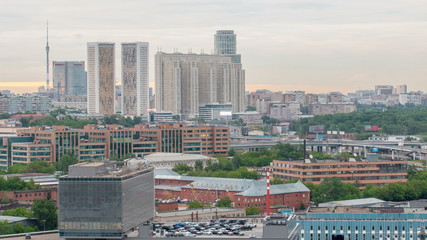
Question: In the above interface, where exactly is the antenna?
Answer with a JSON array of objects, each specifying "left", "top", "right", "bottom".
[{"left": 46, "top": 20, "right": 50, "bottom": 90}]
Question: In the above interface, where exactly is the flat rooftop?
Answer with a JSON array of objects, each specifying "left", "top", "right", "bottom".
[{"left": 64, "top": 160, "right": 153, "bottom": 178}]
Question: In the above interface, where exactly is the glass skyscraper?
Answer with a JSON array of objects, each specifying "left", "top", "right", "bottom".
[{"left": 52, "top": 61, "right": 87, "bottom": 100}]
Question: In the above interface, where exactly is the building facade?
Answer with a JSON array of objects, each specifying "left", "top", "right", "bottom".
[
  {"left": 0, "top": 123, "right": 229, "bottom": 169},
  {"left": 198, "top": 103, "right": 232, "bottom": 121},
  {"left": 154, "top": 169, "right": 310, "bottom": 213},
  {"left": 271, "top": 158, "right": 408, "bottom": 186},
  {"left": 269, "top": 103, "right": 301, "bottom": 122},
  {"left": 155, "top": 52, "right": 245, "bottom": 117},
  {"left": 87, "top": 42, "right": 115, "bottom": 115},
  {"left": 59, "top": 160, "right": 154, "bottom": 239},
  {"left": 121, "top": 42, "right": 149, "bottom": 117},
  {"left": 52, "top": 61, "right": 87, "bottom": 101},
  {"left": 0, "top": 94, "right": 51, "bottom": 114},
  {"left": 214, "top": 30, "right": 241, "bottom": 63},
  {"left": 300, "top": 213, "right": 427, "bottom": 240},
  {"left": 309, "top": 103, "right": 356, "bottom": 115}
]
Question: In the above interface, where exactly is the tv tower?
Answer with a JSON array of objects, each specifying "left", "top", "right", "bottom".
[{"left": 46, "top": 21, "right": 50, "bottom": 90}]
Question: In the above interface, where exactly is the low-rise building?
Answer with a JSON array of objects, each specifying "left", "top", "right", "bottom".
[
  {"left": 198, "top": 103, "right": 232, "bottom": 121},
  {"left": 154, "top": 169, "right": 310, "bottom": 213},
  {"left": 297, "top": 199, "right": 427, "bottom": 240},
  {"left": 271, "top": 158, "right": 408, "bottom": 186}
]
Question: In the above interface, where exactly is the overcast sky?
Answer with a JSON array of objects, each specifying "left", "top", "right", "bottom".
[{"left": 1, "top": 0, "right": 426, "bottom": 94}]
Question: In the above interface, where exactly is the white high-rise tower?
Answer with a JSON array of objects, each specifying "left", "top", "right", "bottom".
[
  {"left": 87, "top": 42, "right": 115, "bottom": 114},
  {"left": 121, "top": 42, "right": 149, "bottom": 118}
]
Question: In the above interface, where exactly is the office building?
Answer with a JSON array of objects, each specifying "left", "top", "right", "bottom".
[
  {"left": 1, "top": 123, "right": 229, "bottom": 169},
  {"left": 155, "top": 52, "right": 245, "bottom": 117},
  {"left": 198, "top": 103, "right": 232, "bottom": 121},
  {"left": 87, "top": 42, "right": 115, "bottom": 115},
  {"left": 59, "top": 160, "right": 154, "bottom": 239},
  {"left": 297, "top": 199, "right": 427, "bottom": 240},
  {"left": 214, "top": 30, "right": 241, "bottom": 63},
  {"left": 271, "top": 158, "right": 408, "bottom": 186},
  {"left": 121, "top": 42, "right": 149, "bottom": 117},
  {"left": 150, "top": 111, "right": 173, "bottom": 122},
  {"left": 52, "top": 61, "right": 87, "bottom": 101}
]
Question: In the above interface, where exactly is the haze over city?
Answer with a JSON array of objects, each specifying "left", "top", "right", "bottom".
[{"left": 1, "top": 0, "right": 427, "bottom": 94}]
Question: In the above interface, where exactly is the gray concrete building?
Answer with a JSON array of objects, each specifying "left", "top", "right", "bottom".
[{"left": 58, "top": 160, "right": 154, "bottom": 239}]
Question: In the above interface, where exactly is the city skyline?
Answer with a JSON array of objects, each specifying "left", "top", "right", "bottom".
[{"left": 1, "top": 1, "right": 427, "bottom": 94}]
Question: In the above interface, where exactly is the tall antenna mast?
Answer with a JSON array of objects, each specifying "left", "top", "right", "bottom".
[{"left": 46, "top": 20, "right": 50, "bottom": 90}]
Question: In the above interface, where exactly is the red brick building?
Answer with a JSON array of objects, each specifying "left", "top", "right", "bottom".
[
  {"left": 154, "top": 169, "right": 310, "bottom": 213},
  {"left": 2, "top": 123, "right": 229, "bottom": 170},
  {"left": 0, "top": 188, "right": 57, "bottom": 203}
]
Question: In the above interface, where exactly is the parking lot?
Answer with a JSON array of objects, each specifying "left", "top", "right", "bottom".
[{"left": 152, "top": 219, "right": 263, "bottom": 238}]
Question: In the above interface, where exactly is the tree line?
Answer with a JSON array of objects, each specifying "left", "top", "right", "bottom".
[
  {"left": 291, "top": 106, "right": 427, "bottom": 136},
  {"left": 302, "top": 167, "right": 427, "bottom": 205},
  {"left": 1, "top": 154, "right": 78, "bottom": 176},
  {"left": 1, "top": 199, "right": 57, "bottom": 234},
  {"left": 172, "top": 157, "right": 258, "bottom": 180}
]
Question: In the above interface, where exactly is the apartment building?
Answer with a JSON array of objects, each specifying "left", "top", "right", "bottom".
[
  {"left": 0, "top": 94, "right": 52, "bottom": 114},
  {"left": 121, "top": 42, "right": 149, "bottom": 117},
  {"left": 87, "top": 42, "right": 115, "bottom": 115},
  {"left": 271, "top": 158, "right": 408, "bottom": 186},
  {"left": 309, "top": 103, "right": 356, "bottom": 115},
  {"left": 155, "top": 52, "right": 245, "bottom": 117}
]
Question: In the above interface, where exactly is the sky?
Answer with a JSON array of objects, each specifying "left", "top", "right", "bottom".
[{"left": 1, "top": 0, "right": 427, "bottom": 94}]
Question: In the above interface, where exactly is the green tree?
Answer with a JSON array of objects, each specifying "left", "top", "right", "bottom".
[
  {"left": 173, "top": 163, "right": 193, "bottom": 174},
  {"left": 19, "top": 117, "right": 31, "bottom": 127},
  {"left": 216, "top": 197, "right": 233, "bottom": 208},
  {"left": 2, "top": 207, "right": 32, "bottom": 218},
  {"left": 187, "top": 200, "right": 204, "bottom": 209},
  {"left": 31, "top": 199, "right": 57, "bottom": 230},
  {"left": 194, "top": 160, "right": 204, "bottom": 171},
  {"left": 7, "top": 161, "right": 55, "bottom": 174},
  {"left": 55, "top": 153, "right": 78, "bottom": 174},
  {"left": 245, "top": 206, "right": 260, "bottom": 216},
  {"left": 0, "top": 220, "right": 13, "bottom": 235}
]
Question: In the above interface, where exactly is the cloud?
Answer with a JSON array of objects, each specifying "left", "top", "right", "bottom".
[{"left": 0, "top": 0, "right": 427, "bottom": 93}]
